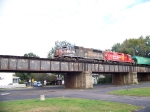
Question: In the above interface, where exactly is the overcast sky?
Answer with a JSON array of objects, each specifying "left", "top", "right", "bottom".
[{"left": 0, "top": 0, "right": 150, "bottom": 58}]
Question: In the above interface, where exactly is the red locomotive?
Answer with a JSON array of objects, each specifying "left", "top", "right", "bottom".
[
  {"left": 54, "top": 45, "right": 134, "bottom": 64},
  {"left": 104, "top": 51, "right": 134, "bottom": 64}
]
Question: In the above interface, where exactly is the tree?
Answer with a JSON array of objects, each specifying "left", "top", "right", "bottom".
[
  {"left": 145, "top": 35, "right": 150, "bottom": 57},
  {"left": 14, "top": 72, "right": 33, "bottom": 82},
  {"left": 33, "top": 73, "right": 50, "bottom": 82},
  {"left": 24, "top": 52, "right": 39, "bottom": 58},
  {"left": 111, "top": 35, "right": 150, "bottom": 57},
  {"left": 47, "top": 40, "right": 74, "bottom": 58},
  {"left": 48, "top": 74, "right": 57, "bottom": 82},
  {"left": 112, "top": 43, "right": 121, "bottom": 52},
  {"left": 32, "top": 73, "right": 57, "bottom": 85}
]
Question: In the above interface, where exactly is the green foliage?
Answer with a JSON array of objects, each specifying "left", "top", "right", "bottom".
[
  {"left": 15, "top": 72, "right": 32, "bottom": 82},
  {"left": 112, "top": 43, "right": 121, "bottom": 52},
  {"left": 111, "top": 35, "right": 150, "bottom": 57},
  {"left": 0, "top": 98, "right": 141, "bottom": 112},
  {"left": 33, "top": 73, "right": 57, "bottom": 83},
  {"left": 18, "top": 81, "right": 25, "bottom": 84},
  {"left": 97, "top": 77, "right": 112, "bottom": 84},
  {"left": 48, "top": 74, "right": 57, "bottom": 82},
  {"left": 33, "top": 73, "right": 48, "bottom": 82},
  {"left": 47, "top": 40, "right": 74, "bottom": 58},
  {"left": 24, "top": 52, "right": 39, "bottom": 58}
]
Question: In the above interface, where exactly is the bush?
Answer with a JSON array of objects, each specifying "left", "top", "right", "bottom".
[
  {"left": 19, "top": 81, "right": 23, "bottom": 84},
  {"left": 97, "top": 77, "right": 112, "bottom": 84}
]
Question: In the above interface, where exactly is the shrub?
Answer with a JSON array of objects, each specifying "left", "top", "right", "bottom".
[{"left": 97, "top": 77, "right": 112, "bottom": 84}]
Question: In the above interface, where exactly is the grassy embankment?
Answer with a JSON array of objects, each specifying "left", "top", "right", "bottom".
[
  {"left": 0, "top": 98, "right": 141, "bottom": 112},
  {"left": 109, "top": 87, "right": 150, "bottom": 97}
]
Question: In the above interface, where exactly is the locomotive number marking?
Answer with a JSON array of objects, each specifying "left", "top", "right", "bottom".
[{"left": 113, "top": 55, "right": 121, "bottom": 60}]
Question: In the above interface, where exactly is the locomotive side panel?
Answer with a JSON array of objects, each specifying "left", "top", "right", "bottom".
[
  {"left": 62, "top": 47, "right": 75, "bottom": 57},
  {"left": 124, "top": 54, "right": 134, "bottom": 63},
  {"left": 92, "top": 50, "right": 104, "bottom": 61},
  {"left": 104, "top": 51, "right": 124, "bottom": 62},
  {"left": 85, "top": 48, "right": 93, "bottom": 58},
  {"left": 74, "top": 47, "right": 84, "bottom": 58},
  {"left": 75, "top": 46, "right": 93, "bottom": 59},
  {"left": 76, "top": 47, "right": 105, "bottom": 61}
]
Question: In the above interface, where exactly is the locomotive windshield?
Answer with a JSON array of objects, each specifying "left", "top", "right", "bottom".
[
  {"left": 62, "top": 46, "right": 73, "bottom": 50},
  {"left": 93, "top": 49, "right": 102, "bottom": 53},
  {"left": 62, "top": 46, "right": 67, "bottom": 48}
]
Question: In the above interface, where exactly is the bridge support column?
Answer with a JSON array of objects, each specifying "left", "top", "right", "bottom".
[
  {"left": 112, "top": 72, "right": 138, "bottom": 85},
  {"left": 64, "top": 71, "right": 93, "bottom": 89}
]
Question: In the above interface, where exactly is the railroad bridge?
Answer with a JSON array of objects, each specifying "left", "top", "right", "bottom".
[{"left": 0, "top": 55, "right": 150, "bottom": 89}]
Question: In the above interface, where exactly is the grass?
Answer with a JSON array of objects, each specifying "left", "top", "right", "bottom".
[
  {"left": 109, "top": 87, "right": 150, "bottom": 97},
  {"left": 0, "top": 98, "right": 141, "bottom": 112}
]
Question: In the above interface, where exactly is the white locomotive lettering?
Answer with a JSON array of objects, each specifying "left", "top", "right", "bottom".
[{"left": 113, "top": 55, "right": 121, "bottom": 60}]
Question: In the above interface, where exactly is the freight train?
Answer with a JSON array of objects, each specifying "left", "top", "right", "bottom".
[{"left": 54, "top": 45, "right": 135, "bottom": 65}]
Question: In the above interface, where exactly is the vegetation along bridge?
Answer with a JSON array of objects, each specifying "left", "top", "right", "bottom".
[{"left": 0, "top": 55, "right": 150, "bottom": 89}]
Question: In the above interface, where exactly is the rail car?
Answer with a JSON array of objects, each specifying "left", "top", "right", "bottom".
[
  {"left": 132, "top": 56, "right": 150, "bottom": 65},
  {"left": 54, "top": 45, "right": 134, "bottom": 64}
]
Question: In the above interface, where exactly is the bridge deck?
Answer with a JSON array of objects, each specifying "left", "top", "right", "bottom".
[{"left": 0, "top": 55, "right": 149, "bottom": 73}]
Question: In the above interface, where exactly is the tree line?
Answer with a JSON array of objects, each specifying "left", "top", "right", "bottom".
[{"left": 111, "top": 35, "right": 150, "bottom": 57}]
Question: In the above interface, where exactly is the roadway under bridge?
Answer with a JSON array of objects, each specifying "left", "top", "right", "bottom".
[{"left": 0, "top": 55, "right": 150, "bottom": 89}]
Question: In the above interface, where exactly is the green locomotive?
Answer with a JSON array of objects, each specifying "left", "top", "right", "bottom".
[{"left": 132, "top": 56, "right": 150, "bottom": 65}]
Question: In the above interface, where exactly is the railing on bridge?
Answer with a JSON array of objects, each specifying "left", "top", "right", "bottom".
[{"left": 0, "top": 55, "right": 150, "bottom": 73}]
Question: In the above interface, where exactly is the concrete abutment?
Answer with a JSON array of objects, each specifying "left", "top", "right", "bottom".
[
  {"left": 64, "top": 71, "right": 150, "bottom": 89},
  {"left": 64, "top": 71, "right": 93, "bottom": 89},
  {"left": 112, "top": 72, "right": 138, "bottom": 85}
]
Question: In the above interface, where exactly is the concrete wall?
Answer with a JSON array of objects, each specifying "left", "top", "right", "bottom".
[
  {"left": 64, "top": 71, "right": 93, "bottom": 89},
  {"left": 112, "top": 72, "right": 138, "bottom": 85}
]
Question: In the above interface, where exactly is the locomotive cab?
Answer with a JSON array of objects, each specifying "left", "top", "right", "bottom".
[
  {"left": 54, "top": 46, "right": 76, "bottom": 61},
  {"left": 127, "top": 54, "right": 134, "bottom": 64},
  {"left": 104, "top": 51, "right": 134, "bottom": 64}
]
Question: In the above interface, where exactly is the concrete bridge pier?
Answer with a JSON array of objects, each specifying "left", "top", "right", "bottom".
[
  {"left": 112, "top": 72, "right": 138, "bottom": 85},
  {"left": 64, "top": 71, "right": 93, "bottom": 89}
]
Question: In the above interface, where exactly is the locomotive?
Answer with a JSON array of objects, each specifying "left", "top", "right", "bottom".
[
  {"left": 54, "top": 45, "right": 134, "bottom": 64},
  {"left": 104, "top": 51, "right": 134, "bottom": 64}
]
